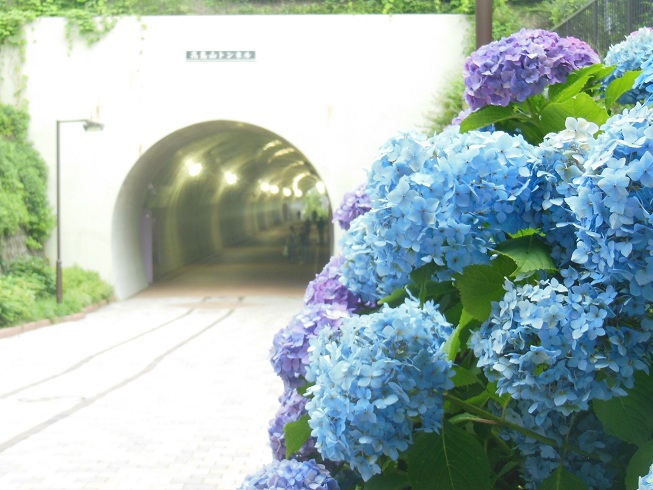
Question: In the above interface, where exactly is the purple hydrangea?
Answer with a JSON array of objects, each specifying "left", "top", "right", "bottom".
[
  {"left": 463, "top": 28, "right": 599, "bottom": 111},
  {"left": 304, "top": 255, "right": 375, "bottom": 312},
  {"left": 269, "top": 389, "right": 316, "bottom": 461},
  {"left": 240, "top": 459, "right": 340, "bottom": 490},
  {"left": 270, "top": 303, "right": 350, "bottom": 389},
  {"left": 332, "top": 183, "right": 371, "bottom": 230}
]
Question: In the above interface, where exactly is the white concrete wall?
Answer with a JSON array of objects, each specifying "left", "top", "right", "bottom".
[{"left": 0, "top": 14, "right": 469, "bottom": 298}]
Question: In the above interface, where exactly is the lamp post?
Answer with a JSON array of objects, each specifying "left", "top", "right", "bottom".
[{"left": 56, "top": 119, "right": 104, "bottom": 303}]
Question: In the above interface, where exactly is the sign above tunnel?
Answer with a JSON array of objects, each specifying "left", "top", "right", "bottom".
[{"left": 186, "top": 51, "right": 256, "bottom": 62}]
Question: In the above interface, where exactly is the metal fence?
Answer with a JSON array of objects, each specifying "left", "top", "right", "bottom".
[{"left": 554, "top": 0, "right": 653, "bottom": 57}]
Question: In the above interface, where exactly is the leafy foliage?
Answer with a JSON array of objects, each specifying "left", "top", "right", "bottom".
[
  {"left": 0, "top": 104, "right": 54, "bottom": 250},
  {"left": 0, "top": 262, "right": 113, "bottom": 328}
]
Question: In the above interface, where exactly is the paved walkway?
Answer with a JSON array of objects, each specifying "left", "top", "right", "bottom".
[{"left": 0, "top": 223, "right": 331, "bottom": 490}]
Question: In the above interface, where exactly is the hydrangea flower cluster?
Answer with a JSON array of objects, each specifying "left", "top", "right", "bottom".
[
  {"left": 633, "top": 54, "right": 653, "bottom": 103},
  {"left": 463, "top": 28, "right": 599, "bottom": 111},
  {"left": 566, "top": 103, "right": 653, "bottom": 313},
  {"left": 270, "top": 302, "right": 350, "bottom": 389},
  {"left": 304, "top": 255, "right": 374, "bottom": 312},
  {"left": 530, "top": 117, "right": 599, "bottom": 265},
  {"left": 604, "top": 27, "right": 653, "bottom": 104},
  {"left": 340, "top": 128, "right": 541, "bottom": 302},
  {"left": 470, "top": 268, "right": 652, "bottom": 420},
  {"left": 305, "top": 298, "right": 454, "bottom": 481},
  {"left": 269, "top": 389, "right": 316, "bottom": 461},
  {"left": 494, "top": 400, "right": 624, "bottom": 490},
  {"left": 332, "top": 183, "right": 371, "bottom": 230},
  {"left": 239, "top": 458, "right": 340, "bottom": 490}
]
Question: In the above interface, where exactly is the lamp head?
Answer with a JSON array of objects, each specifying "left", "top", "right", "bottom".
[{"left": 83, "top": 120, "right": 104, "bottom": 131}]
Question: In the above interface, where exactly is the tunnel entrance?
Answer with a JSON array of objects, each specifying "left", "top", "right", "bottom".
[{"left": 112, "top": 121, "right": 333, "bottom": 298}]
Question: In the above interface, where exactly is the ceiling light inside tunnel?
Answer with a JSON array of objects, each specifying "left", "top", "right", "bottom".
[
  {"left": 270, "top": 185, "right": 279, "bottom": 194},
  {"left": 224, "top": 171, "right": 238, "bottom": 185},
  {"left": 188, "top": 162, "right": 203, "bottom": 177},
  {"left": 294, "top": 189, "right": 303, "bottom": 198},
  {"left": 315, "top": 181, "right": 326, "bottom": 195},
  {"left": 260, "top": 182, "right": 270, "bottom": 192},
  {"left": 282, "top": 187, "right": 292, "bottom": 197}
]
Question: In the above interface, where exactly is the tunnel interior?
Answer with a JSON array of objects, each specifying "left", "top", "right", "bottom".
[{"left": 113, "top": 121, "right": 332, "bottom": 297}]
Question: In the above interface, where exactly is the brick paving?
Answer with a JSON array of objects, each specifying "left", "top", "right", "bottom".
[{"left": 0, "top": 225, "right": 331, "bottom": 490}]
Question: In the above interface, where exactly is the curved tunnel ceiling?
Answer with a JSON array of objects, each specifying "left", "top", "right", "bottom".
[
  {"left": 145, "top": 121, "right": 321, "bottom": 207},
  {"left": 113, "top": 120, "right": 331, "bottom": 298}
]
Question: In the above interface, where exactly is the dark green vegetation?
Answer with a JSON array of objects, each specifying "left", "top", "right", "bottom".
[
  {"left": 0, "top": 0, "right": 567, "bottom": 47},
  {"left": 0, "top": 105, "right": 53, "bottom": 251},
  {"left": 0, "top": 256, "right": 113, "bottom": 327}
]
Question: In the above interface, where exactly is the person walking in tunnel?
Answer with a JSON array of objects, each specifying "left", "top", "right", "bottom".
[
  {"left": 298, "top": 225, "right": 310, "bottom": 264},
  {"left": 316, "top": 216, "right": 326, "bottom": 245},
  {"left": 286, "top": 226, "right": 298, "bottom": 262}
]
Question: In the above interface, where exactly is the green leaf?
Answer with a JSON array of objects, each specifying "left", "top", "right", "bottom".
[
  {"left": 454, "top": 264, "right": 508, "bottom": 321},
  {"left": 604, "top": 70, "right": 643, "bottom": 108},
  {"left": 452, "top": 366, "right": 479, "bottom": 387},
  {"left": 547, "top": 63, "right": 610, "bottom": 103},
  {"left": 540, "top": 93, "right": 609, "bottom": 136},
  {"left": 537, "top": 466, "right": 588, "bottom": 490},
  {"left": 594, "top": 370, "right": 653, "bottom": 446},
  {"left": 365, "top": 472, "right": 411, "bottom": 490},
  {"left": 407, "top": 422, "right": 492, "bottom": 490},
  {"left": 284, "top": 414, "right": 312, "bottom": 458},
  {"left": 494, "top": 235, "right": 556, "bottom": 276},
  {"left": 378, "top": 287, "right": 410, "bottom": 308},
  {"left": 443, "top": 308, "right": 477, "bottom": 361},
  {"left": 460, "top": 105, "right": 515, "bottom": 133},
  {"left": 548, "top": 73, "right": 592, "bottom": 104},
  {"left": 626, "top": 440, "right": 653, "bottom": 490}
]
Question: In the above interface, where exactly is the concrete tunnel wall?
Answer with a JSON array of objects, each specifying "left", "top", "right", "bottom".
[{"left": 0, "top": 15, "right": 469, "bottom": 299}]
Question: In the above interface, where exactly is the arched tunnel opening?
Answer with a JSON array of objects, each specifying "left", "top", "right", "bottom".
[{"left": 112, "top": 121, "right": 333, "bottom": 298}]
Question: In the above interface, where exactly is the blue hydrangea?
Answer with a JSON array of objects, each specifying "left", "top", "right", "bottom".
[
  {"left": 604, "top": 27, "right": 653, "bottom": 104},
  {"left": 239, "top": 459, "right": 339, "bottom": 490},
  {"left": 633, "top": 54, "right": 653, "bottom": 103},
  {"left": 464, "top": 28, "right": 599, "bottom": 111},
  {"left": 270, "top": 303, "right": 350, "bottom": 389},
  {"left": 532, "top": 117, "right": 599, "bottom": 265},
  {"left": 305, "top": 298, "right": 454, "bottom": 481},
  {"left": 269, "top": 388, "right": 317, "bottom": 461},
  {"left": 304, "top": 255, "right": 375, "bottom": 313},
  {"left": 494, "top": 400, "right": 625, "bottom": 490},
  {"left": 639, "top": 462, "right": 653, "bottom": 490},
  {"left": 339, "top": 128, "right": 542, "bottom": 302},
  {"left": 470, "top": 268, "right": 653, "bottom": 421},
  {"left": 566, "top": 103, "right": 653, "bottom": 314},
  {"left": 332, "top": 183, "right": 371, "bottom": 230}
]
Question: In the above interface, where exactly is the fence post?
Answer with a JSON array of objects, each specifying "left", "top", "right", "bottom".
[{"left": 593, "top": 0, "right": 599, "bottom": 54}]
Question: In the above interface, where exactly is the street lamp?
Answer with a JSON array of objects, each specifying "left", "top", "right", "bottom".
[{"left": 56, "top": 119, "right": 104, "bottom": 303}]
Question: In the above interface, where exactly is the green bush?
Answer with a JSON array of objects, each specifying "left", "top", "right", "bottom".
[
  {"left": 0, "top": 261, "right": 113, "bottom": 328},
  {"left": 62, "top": 265, "right": 114, "bottom": 305},
  {"left": 0, "top": 105, "right": 54, "bottom": 250},
  {"left": 0, "top": 275, "right": 35, "bottom": 327},
  {"left": 546, "top": 0, "right": 589, "bottom": 26},
  {"left": 4, "top": 256, "right": 56, "bottom": 297}
]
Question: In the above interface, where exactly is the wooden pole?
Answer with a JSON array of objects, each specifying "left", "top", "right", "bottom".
[{"left": 476, "top": 0, "right": 493, "bottom": 48}]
